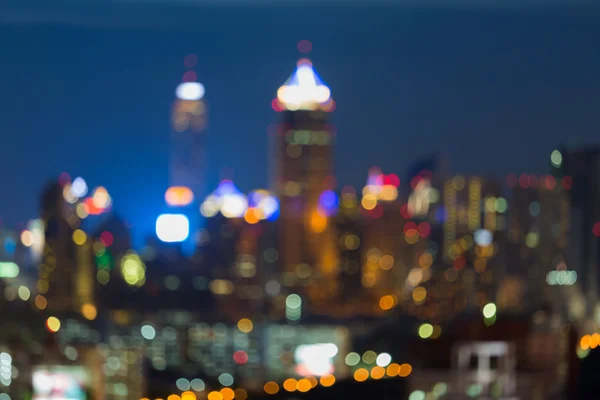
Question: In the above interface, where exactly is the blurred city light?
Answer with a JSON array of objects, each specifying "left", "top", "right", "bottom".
[{"left": 156, "top": 213, "right": 190, "bottom": 242}]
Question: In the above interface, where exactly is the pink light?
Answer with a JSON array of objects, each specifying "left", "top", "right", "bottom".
[
  {"left": 297, "top": 40, "right": 313, "bottom": 54},
  {"left": 233, "top": 350, "right": 249, "bottom": 364},
  {"left": 182, "top": 70, "right": 197, "bottom": 82},
  {"left": 100, "top": 231, "right": 114, "bottom": 247},
  {"left": 184, "top": 54, "right": 198, "bottom": 69}
]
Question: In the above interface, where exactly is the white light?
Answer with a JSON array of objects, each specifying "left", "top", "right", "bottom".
[
  {"left": 70, "top": 177, "right": 88, "bottom": 197},
  {"left": 141, "top": 324, "right": 156, "bottom": 340},
  {"left": 376, "top": 353, "right": 392, "bottom": 367},
  {"left": 176, "top": 82, "right": 205, "bottom": 101},
  {"left": 156, "top": 214, "right": 190, "bottom": 243},
  {"left": 474, "top": 229, "right": 493, "bottom": 246},
  {"left": 295, "top": 343, "right": 338, "bottom": 376},
  {"left": 220, "top": 194, "right": 248, "bottom": 218}
]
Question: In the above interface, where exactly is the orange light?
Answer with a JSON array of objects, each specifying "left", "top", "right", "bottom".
[
  {"left": 244, "top": 208, "right": 260, "bottom": 224},
  {"left": 165, "top": 186, "right": 194, "bottom": 207},
  {"left": 309, "top": 210, "right": 327, "bottom": 233},
  {"left": 81, "top": 303, "right": 97, "bottom": 320},
  {"left": 283, "top": 378, "right": 298, "bottom": 392},
  {"left": 207, "top": 391, "right": 223, "bottom": 400},
  {"left": 234, "top": 388, "right": 248, "bottom": 400},
  {"left": 306, "top": 376, "right": 318, "bottom": 388},
  {"left": 167, "top": 395, "right": 181, "bottom": 400},
  {"left": 354, "top": 368, "right": 369, "bottom": 382},
  {"left": 181, "top": 392, "right": 196, "bottom": 400},
  {"left": 386, "top": 363, "right": 400, "bottom": 376},
  {"left": 581, "top": 335, "right": 591, "bottom": 350},
  {"left": 591, "top": 333, "right": 599, "bottom": 349},
  {"left": 264, "top": 382, "right": 279, "bottom": 395},
  {"left": 319, "top": 374, "right": 335, "bottom": 387},
  {"left": 297, "top": 378, "right": 311, "bottom": 392},
  {"left": 398, "top": 363, "right": 412, "bottom": 377},
  {"left": 379, "top": 295, "right": 396, "bottom": 311},
  {"left": 35, "top": 295, "right": 47, "bottom": 310},
  {"left": 371, "top": 366, "right": 385, "bottom": 379},
  {"left": 219, "top": 388, "right": 234, "bottom": 400}
]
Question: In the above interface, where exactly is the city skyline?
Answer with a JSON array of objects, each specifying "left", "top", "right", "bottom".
[{"left": 1, "top": 5, "right": 599, "bottom": 244}]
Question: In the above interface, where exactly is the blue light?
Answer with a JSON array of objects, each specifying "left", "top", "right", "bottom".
[
  {"left": 156, "top": 214, "right": 190, "bottom": 243},
  {"left": 3, "top": 237, "right": 16, "bottom": 256},
  {"left": 318, "top": 190, "right": 338, "bottom": 216}
]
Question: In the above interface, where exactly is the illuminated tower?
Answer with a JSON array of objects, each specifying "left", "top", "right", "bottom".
[
  {"left": 159, "top": 55, "right": 207, "bottom": 246},
  {"left": 271, "top": 58, "right": 338, "bottom": 308}
]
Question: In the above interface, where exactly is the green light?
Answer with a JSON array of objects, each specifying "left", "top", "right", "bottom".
[
  {"left": 551, "top": 150, "right": 562, "bottom": 167},
  {"left": 482, "top": 303, "right": 497, "bottom": 319},
  {"left": 418, "top": 323, "right": 434, "bottom": 339},
  {"left": 0, "top": 262, "right": 19, "bottom": 278}
]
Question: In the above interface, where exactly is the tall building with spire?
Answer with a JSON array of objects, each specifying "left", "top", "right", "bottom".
[
  {"left": 159, "top": 55, "right": 208, "bottom": 249},
  {"left": 271, "top": 58, "right": 339, "bottom": 310}
]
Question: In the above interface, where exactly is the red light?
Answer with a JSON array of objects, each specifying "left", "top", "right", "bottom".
[
  {"left": 593, "top": 222, "right": 600, "bottom": 237},
  {"left": 370, "top": 205, "right": 383, "bottom": 218},
  {"left": 183, "top": 54, "right": 198, "bottom": 69},
  {"left": 562, "top": 176, "right": 572, "bottom": 190},
  {"left": 545, "top": 176, "right": 556, "bottom": 190},
  {"left": 418, "top": 222, "right": 430, "bottom": 237},
  {"left": 84, "top": 198, "right": 103, "bottom": 215},
  {"left": 518, "top": 174, "right": 530, "bottom": 188},
  {"left": 182, "top": 70, "right": 197, "bottom": 82},
  {"left": 100, "top": 231, "right": 114, "bottom": 247},
  {"left": 400, "top": 204, "right": 414, "bottom": 219},
  {"left": 410, "top": 176, "right": 421, "bottom": 190},
  {"left": 404, "top": 222, "right": 417, "bottom": 234},
  {"left": 506, "top": 174, "right": 517, "bottom": 188},
  {"left": 297, "top": 40, "right": 313, "bottom": 54},
  {"left": 59, "top": 172, "right": 71, "bottom": 185},
  {"left": 271, "top": 98, "right": 284, "bottom": 112},
  {"left": 529, "top": 174, "right": 538, "bottom": 188},
  {"left": 388, "top": 174, "right": 400, "bottom": 188},
  {"left": 234, "top": 350, "right": 249, "bottom": 364},
  {"left": 453, "top": 256, "right": 466, "bottom": 270}
]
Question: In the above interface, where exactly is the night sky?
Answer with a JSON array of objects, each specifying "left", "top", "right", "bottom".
[{"left": 1, "top": 4, "right": 599, "bottom": 244}]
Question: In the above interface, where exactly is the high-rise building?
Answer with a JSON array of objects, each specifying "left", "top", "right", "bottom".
[
  {"left": 169, "top": 54, "right": 208, "bottom": 202},
  {"left": 161, "top": 55, "right": 208, "bottom": 249},
  {"left": 271, "top": 58, "right": 338, "bottom": 309}
]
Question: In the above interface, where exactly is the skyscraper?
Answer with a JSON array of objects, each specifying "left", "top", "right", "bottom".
[
  {"left": 271, "top": 58, "right": 338, "bottom": 309},
  {"left": 169, "top": 54, "right": 207, "bottom": 203}
]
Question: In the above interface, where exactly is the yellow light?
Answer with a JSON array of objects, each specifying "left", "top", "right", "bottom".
[
  {"left": 81, "top": 303, "right": 97, "bottom": 320},
  {"left": 219, "top": 388, "right": 234, "bottom": 400},
  {"left": 35, "top": 295, "right": 47, "bottom": 310},
  {"left": 165, "top": 186, "right": 194, "bottom": 206},
  {"left": 354, "top": 368, "right": 369, "bottom": 382},
  {"left": 379, "top": 295, "right": 396, "bottom": 311},
  {"left": 97, "top": 270, "right": 110, "bottom": 285},
  {"left": 237, "top": 318, "right": 253, "bottom": 333},
  {"left": 380, "top": 255, "right": 394, "bottom": 270},
  {"left": 412, "top": 287, "right": 427, "bottom": 304},
  {"left": 418, "top": 323, "right": 434, "bottom": 339},
  {"left": 398, "top": 363, "right": 412, "bottom": 377},
  {"left": 264, "top": 382, "right": 279, "bottom": 395},
  {"left": 234, "top": 389, "right": 247, "bottom": 400},
  {"left": 120, "top": 251, "right": 146, "bottom": 287},
  {"left": 72, "top": 229, "right": 87, "bottom": 245},
  {"left": 371, "top": 366, "right": 385, "bottom": 379},
  {"left": 361, "top": 194, "right": 377, "bottom": 210},
  {"left": 207, "top": 391, "right": 223, "bottom": 400},
  {"left": 46, "top": 316, "right": 61, "bottom": 332},
  {"left": 92, "top": 186, "right": 112, "bottom": 209},
  {"left": 181, "top": 392, "right": 196, "bottom": 400},
  {"left": 386, "top": 363, "right": 400, "bottom": 376},
  {"left": 319, "top": 374, "right": 335, "bottom": 387},
  {"left": 297, "top": 378, "right": 311, "bottom": 392},
  {"left": 21, "top": 230, "right": 34, "bottom": 247},
  {"left": 76, "top": 202, "right": 89, "bottom": 219},
  {"left": 283, "top": 378, "right": 298, "bottom": 392},
  {"left": 309, "top": 211, "right": 327, "bottom": 233}
]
